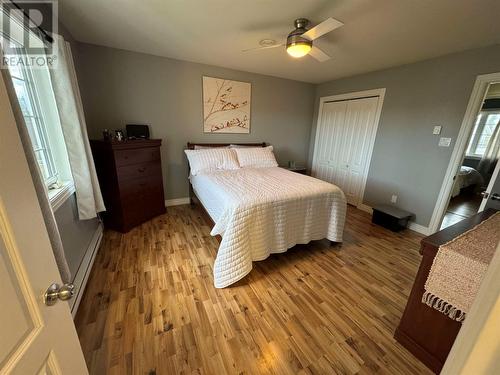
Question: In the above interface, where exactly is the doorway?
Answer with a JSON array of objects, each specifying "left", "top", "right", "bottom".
[
  {"left": 439, "top": 81, "right": 500, "bottom": 229},
  {"left": 312, "top": 89, "right": 385, "bottom": 207}
]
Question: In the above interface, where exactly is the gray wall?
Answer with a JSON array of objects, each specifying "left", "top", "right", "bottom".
[
  {"left": 54, "top": 195, "right": 99, "bottom": 278},
  {"left": 74, "top": 43, "right": 316, "bottom": 200},
  {"left": 310, "top": 45, "right": 500, "bottom": 227}
]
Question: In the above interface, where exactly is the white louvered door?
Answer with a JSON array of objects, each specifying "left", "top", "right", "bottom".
[{"left": 312, "top": 96, "right": 380, "bottom": 206}]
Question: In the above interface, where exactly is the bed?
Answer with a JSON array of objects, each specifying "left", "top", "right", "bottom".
[
  {"left": 186, "top": 142, "right": 347, "bottom": 288},
  {"left": 451, "top": 166, "right": 484, "bottom": 198}
]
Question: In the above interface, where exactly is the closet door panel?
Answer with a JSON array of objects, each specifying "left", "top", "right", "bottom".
[
  {"left": 313, "top": 95, "right": 380, "bottom": 206},
  {"left": 313, "top": 101, "right": 347, "bottom": 186},
  {"left": 343, "top": 97, "right": 379, "bottom": 205}
]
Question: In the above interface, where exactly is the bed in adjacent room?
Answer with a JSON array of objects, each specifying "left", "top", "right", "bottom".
[
  {"left": 185, "top": 143, "right": 347, "bottom": 288},
  {"left": 451, "top": 165, "right": 484, "bottom": 197}
]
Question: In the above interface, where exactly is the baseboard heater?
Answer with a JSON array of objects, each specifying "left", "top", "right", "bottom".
[{"left": 69, "top": 223, "right": 103, "bottom": 317}]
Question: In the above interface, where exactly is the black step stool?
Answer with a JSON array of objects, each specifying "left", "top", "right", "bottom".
[{"left": 372, "top": 204, "right": 414, "bottom": 232}]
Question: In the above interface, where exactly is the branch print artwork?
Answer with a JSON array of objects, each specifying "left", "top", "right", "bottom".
[{"left": 203, "top": 76, "right": 251, "bottom": 133}]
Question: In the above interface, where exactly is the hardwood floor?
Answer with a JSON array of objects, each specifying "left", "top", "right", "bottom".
[
  {"left": 75, "top": 205, "right": 432, "bottom": 374},
  {"left": 441, "top": 193, "right": 482, "bottom": 229}
]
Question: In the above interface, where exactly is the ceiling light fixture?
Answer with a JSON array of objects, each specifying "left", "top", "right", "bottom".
[{"left": 286, "top": 18, "right": 312, "bottom": 58}]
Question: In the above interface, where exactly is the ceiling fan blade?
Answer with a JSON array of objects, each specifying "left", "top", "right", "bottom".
[
  {"left": 302, "top": 17, "right": 343, "bottom": 41},
  {"left": 242, "top": 43, "right": 283, "bottom": 53},
  {"left": 309, "top": 46, "right": 331, "bottom": 62}
]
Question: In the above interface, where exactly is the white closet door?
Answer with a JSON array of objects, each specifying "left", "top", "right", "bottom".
[
  {"left": 313, "top": 96, "right": 379, "bottom": 206},
  {"left": 312, "top": 100, "right": 348, "bottom": 184},
  {"left": 342, "top": 97, "right": 379, "bottom": 205}
]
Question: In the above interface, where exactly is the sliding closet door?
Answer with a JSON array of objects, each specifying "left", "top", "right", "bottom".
[
  {"left": 341, "top": 97, "right": 379, "bottom": 205},
  {"left": 312, "top": 96, "right": 379, "bottom": 206},
  {"left": 313, "top": 101, "right": 348, "bottom": 184}
]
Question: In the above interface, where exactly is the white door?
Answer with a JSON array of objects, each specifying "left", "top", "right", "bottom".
[
  {"left": 312, "top": 100, "right": 348, "bottom": 186},
  {"left": 480, "top": 159, "right": 500, "bottom": 211},
  {"left": 0, "top": 75, "right": 88, "bottom": 373},
  {"left": 312, "top": 96, "right": 380, "bottom": 205}
]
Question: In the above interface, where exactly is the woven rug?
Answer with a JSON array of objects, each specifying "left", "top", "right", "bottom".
[{"left": 422, "top": 211, "right": 500, "bottom": 322}]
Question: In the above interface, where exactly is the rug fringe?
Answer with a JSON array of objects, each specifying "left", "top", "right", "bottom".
[{"left": 422, "top": 291, "right": 466, "bottom": 322}]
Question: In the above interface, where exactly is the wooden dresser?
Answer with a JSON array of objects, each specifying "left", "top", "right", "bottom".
[
  {"left": 395, "top": 209, "right": 497, "bottom": 373},
  {"left": 90, "top": 139, "right": 166, "bottom": 232}
]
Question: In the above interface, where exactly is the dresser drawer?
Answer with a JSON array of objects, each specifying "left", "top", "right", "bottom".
[
  {"left": 120, "top": 174, "right": 163, "bottom": 201},
  {"left": 116, "top": 160, "right": 161, "bottom": 181},
  {"left": 114, "top": 147, "right": 160, "bottom": 167}
]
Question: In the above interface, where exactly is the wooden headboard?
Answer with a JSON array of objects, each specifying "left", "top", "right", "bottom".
[{"left": 186, "top": 142, "right": 266, "bottom": 149}]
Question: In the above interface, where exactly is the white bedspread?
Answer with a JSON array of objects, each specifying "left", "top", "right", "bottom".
[
  {"left": 451, "top": 166, "right": 484, "bottom": 197},
  {"left": 191, "top": 167, "right": 347, "bottom": 288}
]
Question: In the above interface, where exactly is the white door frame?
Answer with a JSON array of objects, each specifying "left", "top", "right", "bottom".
[
  {"left": 428, "top": 72, "right": 500, "bottom": 233},
  {"left": 312, "top": 88, "right": 386, "bottom": 209}
]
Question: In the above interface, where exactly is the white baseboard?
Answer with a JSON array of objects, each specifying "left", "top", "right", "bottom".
[
  {"left": 165, "top": 197, "right": 190, "bottom": 207},
  {"left": 70, "top": 222, "right": 103, "bottom": 318},
  {"left": 357, "top": 203, "right": 431, "bottom": 235},
  {"left": 357, "top": 203, "right": 373, "bottom": 214},
  {"left": 408, "top": 222, "right": 432, "bottom": 236}
]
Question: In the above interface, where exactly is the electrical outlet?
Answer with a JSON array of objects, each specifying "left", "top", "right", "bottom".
[
  {"left": 391, "top": 195, "right": 398, "bottom": 203},
  {"left": 433, "top": 125, "right": 442, "bottom": 135}
]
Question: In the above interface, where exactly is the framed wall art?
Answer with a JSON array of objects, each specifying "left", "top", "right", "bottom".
[{"left": 202, "top": 76, "right": 251, "bottom": 133}]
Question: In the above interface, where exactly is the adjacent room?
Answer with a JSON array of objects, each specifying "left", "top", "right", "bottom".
[
  {"left": 441, "top": 83, "right": 500, "bottom": 229},
  {"left": 0, "top": 1, "right": 499, "bottom": 374}
]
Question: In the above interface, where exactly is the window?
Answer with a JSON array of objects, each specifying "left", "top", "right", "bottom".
[
  {"left": 466, "top": 111, "right": 500, "bottom": 157},
  {"left": 8, "top": 43, "right": 59, "bottom": 185},
  {"left": 2, "top": 13, "right": 74, "bottom": 209}
]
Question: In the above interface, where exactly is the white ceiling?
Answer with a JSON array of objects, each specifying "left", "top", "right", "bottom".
[{"left": 59, "top": 0, "right": 500, "bottom": 84}]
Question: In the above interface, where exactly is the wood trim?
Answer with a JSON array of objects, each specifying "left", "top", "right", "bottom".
[
  {"left": 429, "top": 71, "right": 500, "bottom": 233},
  {"left": 311, "top": 88, "right": 386, "bottom": 210},
  {"left": 91, "top": 139, "right": 162, "bottom": 150},
  {"left": 186, "top": 142, "right": 266, "bottom": 149}
]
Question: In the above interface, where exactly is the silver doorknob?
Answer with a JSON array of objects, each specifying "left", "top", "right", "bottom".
[
  {"left": 44, "top": 283, "right": 75, "bottom": 306},
  {"left": 491, "top": 193, "right": 500, "bottom": 201}
]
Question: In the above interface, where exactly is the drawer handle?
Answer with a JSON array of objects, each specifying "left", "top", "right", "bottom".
[{"left": 138, "top": 167, "right": 146, "bottom": 173}]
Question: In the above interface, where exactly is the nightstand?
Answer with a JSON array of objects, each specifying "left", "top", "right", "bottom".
[{"left": 282, "top": 166, "right": 308, "bottom": 175}]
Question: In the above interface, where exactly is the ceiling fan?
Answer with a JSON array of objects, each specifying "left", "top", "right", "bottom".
[{"left": 242, "top": 17, "right": 343, "bottom": 62}]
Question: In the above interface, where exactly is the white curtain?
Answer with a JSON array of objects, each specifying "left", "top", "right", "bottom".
[
  {"left": 49, "top": 35, "right": 105, "bottom": 220},
  {"left": 477, "top": 119, "right": 500, "bottom": 182}
]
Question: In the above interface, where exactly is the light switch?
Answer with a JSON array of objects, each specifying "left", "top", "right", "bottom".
[
  {"left": 433, "top": 126, "right": 442, "bottom": 135},
  {"left": 439, "top": 137, "right": 452, "bottom": 147}
]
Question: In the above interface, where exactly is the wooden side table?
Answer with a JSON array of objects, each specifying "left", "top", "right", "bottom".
[{"left": 282, "top": 166, "right": 307, "bottom": 175}]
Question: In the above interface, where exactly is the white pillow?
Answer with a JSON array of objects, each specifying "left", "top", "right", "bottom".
[
  {"left": 234, "top": 146, "right": 278, "bottom": 168},
  {"left": 185, "top": 148, "right": 240, "bottom": 175}
]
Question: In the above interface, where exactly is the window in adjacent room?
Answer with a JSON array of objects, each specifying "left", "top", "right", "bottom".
[{"left": 466, "top": 111, "right": 500, "bottom": 157}]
